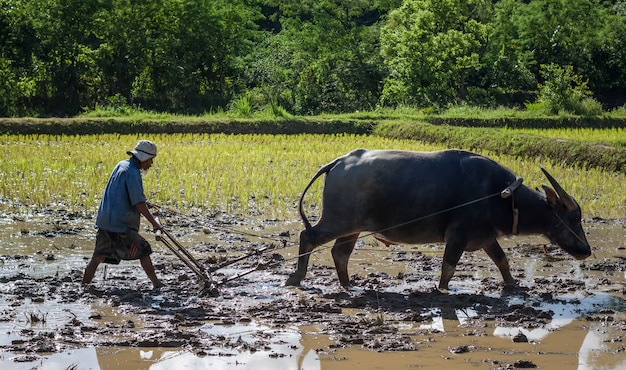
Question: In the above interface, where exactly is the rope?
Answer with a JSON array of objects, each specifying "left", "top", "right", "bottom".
[
  {"left": 153, "top": 176, "right": 589, "bottom": 288},
  {"left": 355, "top": 192, "right": 502, "bottom": 240},
  {"left": 152, "top": 190, "right": 510, "bottom": 286},
  {"left": 207, "top": 224, "right": 292, "bottom": 245},
  {"left": 552, "top": 211, "right": 592, "bottom": 248},
  {"left": 153, "top": 192, "right": 504, "bottom": 262},
  {"left": 150, "top": 203, "right": 295, "bottom": 246},
  {"left": 269, "top": 192, "right": 504, "bottom": 265}
]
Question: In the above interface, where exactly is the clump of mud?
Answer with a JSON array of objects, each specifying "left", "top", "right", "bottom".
[{"left": 1, "top": 207, "right": 625, "bottom": 365}]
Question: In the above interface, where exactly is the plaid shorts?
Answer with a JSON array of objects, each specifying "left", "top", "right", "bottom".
[{"left": 93, "top": 228, "right": 154, "bottom": 264}]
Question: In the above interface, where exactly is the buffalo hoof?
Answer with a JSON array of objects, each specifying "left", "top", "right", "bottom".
[
  {"left": 343, "top": 285, "right": 363, "bottom": 294},
  {"left": 284, "top": 274, "right": 303, "bottom": 286},
  {"left": 437, "top": 284, "right": 449, "bottom": 293},
  {"left": 502, "top": 282, "right": 523, "bottom": 295},
  {"left": 503, "top": 279, "right": 518, "bottom": 287}
]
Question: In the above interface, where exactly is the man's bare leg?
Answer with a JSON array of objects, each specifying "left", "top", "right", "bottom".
[
  {"left": 82, "top": 256, "right": 106, "bottom": 286},
  {"left": 140, "top": 256, "right": 163, "bottom": 289}
]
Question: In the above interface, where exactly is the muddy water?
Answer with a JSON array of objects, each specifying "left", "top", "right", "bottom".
[{"left": 0, "top": 209, "right": 625, "bottom": 370}]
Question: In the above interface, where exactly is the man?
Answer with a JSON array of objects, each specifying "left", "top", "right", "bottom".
[{"left": 82, "top": 140, "right": 164, "bottom": 289}]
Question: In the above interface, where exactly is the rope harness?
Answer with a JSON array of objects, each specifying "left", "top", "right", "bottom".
[
  {"left": 552, "top": 209, "right": 590, "bottom": 247},
  {"left": 500, "top": 177, "right": 523, "bottom": 234},
  {"left": 154, "top": 178, "right": 527, "bottom": 289}
]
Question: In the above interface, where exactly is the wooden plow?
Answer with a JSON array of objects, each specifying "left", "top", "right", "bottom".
[{"left": 155, "top": 227, "right": 282, "bottom": 297}]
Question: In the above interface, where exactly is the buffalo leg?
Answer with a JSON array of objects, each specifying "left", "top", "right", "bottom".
[
  {"left": 483, "top": 240, "right": 516, "bottom": 286},
  {"left": 331, "top": 233, "right": 359, "bottom": 286},
  {"left": 285, "top": 229, "right": 317, "bottom": 286},
  {"left": 439, "top": 242, "right": 465, "bottom": 290},
  {"left": 285, "top": 227, "right": 346, "bottom": 286}
]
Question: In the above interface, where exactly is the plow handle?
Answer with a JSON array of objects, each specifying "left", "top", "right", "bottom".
[{"left": 154, "top": 225, "right": 219, "bottom": 296}]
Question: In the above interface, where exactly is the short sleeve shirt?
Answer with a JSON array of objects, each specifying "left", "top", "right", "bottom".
[{"left": 95, "top": 159, "right": 146, "bottom": 232}]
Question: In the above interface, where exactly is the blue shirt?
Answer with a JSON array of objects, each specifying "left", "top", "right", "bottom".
[{"left": 96, "top": 159, "right": 146, "bottom": 232}]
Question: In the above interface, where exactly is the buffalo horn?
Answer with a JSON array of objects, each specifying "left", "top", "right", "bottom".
[{"left": 540, "top": 168, "right": 577, "bottom": 211}]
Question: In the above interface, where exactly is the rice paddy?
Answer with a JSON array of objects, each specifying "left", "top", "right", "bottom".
[
  {"left": 501, "top": 127, "right": 626, "bottom": 147},
  {"left": 0, "top": 133, "right": 624, "bottom": 219}
]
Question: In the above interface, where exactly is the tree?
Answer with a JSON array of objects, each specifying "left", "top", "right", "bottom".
[
  {"left": 380, "top": 0, "right": 491, "bottom": 107},
  {"left": 27, "top": 0, "right": 104, "bottom": 116},
  {"left": 2, "top": 0, "right": 624, "bottom": 115},
  {"left": 487, "top": 0, "right": 625, "bottom": 107},
  {"left": 95, "top": 0, "right": 260, "bottom": 113},
  {"left": 0, "top": 0, "right": 38, "bottom": 116},
  {"left": 250, "top": 0, "right": 387, "bottom": 114},
  {"left": 534, "top": 63, "right": 600, "bottom": 115}
]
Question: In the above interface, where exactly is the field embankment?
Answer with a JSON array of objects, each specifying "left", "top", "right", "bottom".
[
  {"left": 425, "top": 116, "right": 626, "bottom": 129},
  {"left": 374, "top": 120, "right": 626, "bottom": 174},
  {"left": 1, "top": 116, "right": 625, "bottom": 174},
  {"left": 0, "top": 117, "right": 374, "bottom": 135}
]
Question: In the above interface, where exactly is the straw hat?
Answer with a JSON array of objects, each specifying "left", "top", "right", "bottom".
[{"left": 127, "top": 140, "right": 157, "bottom": 162}]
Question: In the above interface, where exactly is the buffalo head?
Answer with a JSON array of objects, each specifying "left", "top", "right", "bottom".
[{"left": 541, "top": 168, "right": 592, "bottom": 260}]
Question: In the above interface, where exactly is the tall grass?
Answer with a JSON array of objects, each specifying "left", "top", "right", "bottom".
[{"left": 0, "top": 133, "right": 623, "bottom": 219}]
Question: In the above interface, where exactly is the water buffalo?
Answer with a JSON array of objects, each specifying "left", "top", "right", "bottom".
[{"left": 285, "top": 149, "right": 591, "bottom": 290}]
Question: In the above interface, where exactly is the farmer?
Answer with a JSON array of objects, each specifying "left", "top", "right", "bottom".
[{"left": 81, "top": 140, "right": 164, "bottom": 289}]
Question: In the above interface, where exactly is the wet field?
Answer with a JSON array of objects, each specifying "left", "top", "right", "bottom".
[{"left": 0, "top": 207, "right": 625, "bottom": 370}]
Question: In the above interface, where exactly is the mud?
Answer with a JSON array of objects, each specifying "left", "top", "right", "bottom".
[{"left": 0, "top": 205, "right": 625, "bottom": 369}]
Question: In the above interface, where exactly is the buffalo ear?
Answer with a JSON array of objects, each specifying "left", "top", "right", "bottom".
[
  {"left": 542, "top": 185, "right": 559, "bottom": 207},
  {"left": 541, "top": 167, "right": 577, "bottom": 211}
]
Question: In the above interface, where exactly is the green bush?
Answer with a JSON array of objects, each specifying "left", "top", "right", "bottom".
[
  {"left": 229, "top": 95, "right": 253, "bottom": 117},
  {"left": 574, "top": 97, "right": 604, "bottom": 117},
  {"left": 535, "top": 64, "right": 597, "bottom": 116},
  {"left": 267, "top": 103, "right": 290, "bottom": 118},
  {"left": 610, "top": 104, "right": 626, "bottom": 117}
]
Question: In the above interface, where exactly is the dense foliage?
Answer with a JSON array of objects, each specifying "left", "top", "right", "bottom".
[{"left": 1, "top": 0, "right": 625, "bottom": 116}]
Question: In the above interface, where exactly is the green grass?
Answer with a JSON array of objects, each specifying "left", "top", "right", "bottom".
[
  {"left": 0, "top": 133, "right": 623, "bottom": 219},
  {"left": 1, "top": 109, "right": 625, "bottom": 219},
  {"left": 77, "top": 101, "right": 626, "bottom": 122},
  {"left": 500, "top": 127, "right": 626, "bottom": 148},
  {"left": 375, "top": 120, "right": 626, "bottom": 174}
]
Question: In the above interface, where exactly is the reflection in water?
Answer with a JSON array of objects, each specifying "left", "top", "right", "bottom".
[
  {"left": 3, "top": 297, "right": 623, "bottom": 370},
  {"left": 579, "top": 329, "right": 626, "bottom": 370},
  {"left": 491, "top": 293, "right": 608, "bottom": 341},
  {"left": 6, "top": 314, "right": 623, "bottom": 370},
  {"left": 3, "top": 347, "right": 100, "bottom": 370},
  {"left": 143, "top": 347, "right": 319, "bottom": 370},
  {"left": 0, "top": 216, "right": 625, "bottom": 369},
  {"left": 96, "top": 323, "right": 322, "bottom": 370},
  {"left": 2, "top": 326, "right": 323, "bottom": 370}
]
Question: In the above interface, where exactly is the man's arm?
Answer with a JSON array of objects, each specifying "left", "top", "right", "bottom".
[{"left": 136, "top": 201, "right": 162, "bottom": 232}]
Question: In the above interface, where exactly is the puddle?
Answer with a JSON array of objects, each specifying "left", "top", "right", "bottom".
[{"left": 0, "top": 208, "right": 625, "bottom": 369}]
